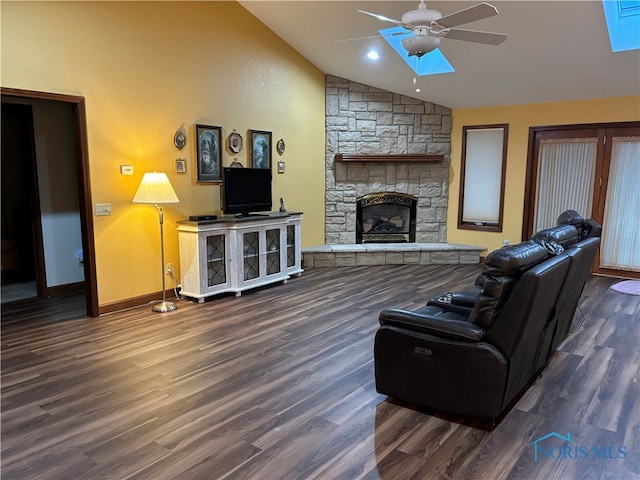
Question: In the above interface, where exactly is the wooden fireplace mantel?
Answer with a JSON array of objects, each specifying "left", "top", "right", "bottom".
[{"left": 335, "top": 153, "right": 444, "bottom": 163}]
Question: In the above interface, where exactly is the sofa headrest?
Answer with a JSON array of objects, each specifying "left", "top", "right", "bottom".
[
  {"left": 557, "top": 210, "right": 583, "bottom": 228},
  {"left": 483, "top": 241, "right": 549, "bottom": 278},
  {"left": 470, "top": 241, "right": 549, "bottom": 329},
  {"left": 557, "top": 209, "right": 602, "bottom": 239},
  {"left": 583, "top": 218, "right": 602, "bottom": 238},
  {"left": 531, "top": 224, "right": 580, "bottom": 248}
]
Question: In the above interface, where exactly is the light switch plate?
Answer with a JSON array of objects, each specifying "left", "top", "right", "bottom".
[
  {"left": 120, "top": 165, "right": 134, "bottom": 175},
  {"left": 95, "top": 203, "right": 112, "bottom": 216}
]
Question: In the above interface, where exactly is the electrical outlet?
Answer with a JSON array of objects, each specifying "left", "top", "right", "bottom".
[{"left": 166, "top": 263, "right": 173, "bottom": 275}]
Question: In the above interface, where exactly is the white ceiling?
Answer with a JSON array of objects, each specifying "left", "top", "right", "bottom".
[{"left": 239, "top": 1, "right": 640, "bottom": 109}]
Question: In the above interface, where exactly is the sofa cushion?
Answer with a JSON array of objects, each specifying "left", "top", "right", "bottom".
[{"left": 469, "top": 241, "right": 548, "bottom": 329}]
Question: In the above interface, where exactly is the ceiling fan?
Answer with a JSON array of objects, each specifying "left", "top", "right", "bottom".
[{"left": 355, "top": 1, "right": 507, "bottom": 58}]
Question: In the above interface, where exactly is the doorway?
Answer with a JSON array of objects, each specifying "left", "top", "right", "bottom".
[
  {"left": 1, "top": 103, "right": 41, "bottom": 301},
  {"left": 1, "top": 88, "right": 99, "bottom": 316},
  {"left": 523, "top": 121, "right": 640, "bottom": 278}
]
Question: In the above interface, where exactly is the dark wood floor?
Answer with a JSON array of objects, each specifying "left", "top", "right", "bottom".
[{"left": 1, "top": 265, "right": 639, "bottom": 480}]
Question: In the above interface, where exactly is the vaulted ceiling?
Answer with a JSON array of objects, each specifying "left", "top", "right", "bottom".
[{"left": 239, "top": 1, "right": 640, "bottom": 109}]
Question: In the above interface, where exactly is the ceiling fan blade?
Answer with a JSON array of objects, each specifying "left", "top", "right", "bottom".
[
  {"left": 357, "top": 9, "right": 404, "bottom": 26},
  {"left": 443, "top": 28, "right": 507, "bottom": 45},
  {"left": 335, "top": 34, "right": 384, "bottom": 43},
  {"left": 436, "top": 2, "right": 499, "bottom": 29},
  {"left": 336, "top": 30, "right": 411, "bottom": 43}
]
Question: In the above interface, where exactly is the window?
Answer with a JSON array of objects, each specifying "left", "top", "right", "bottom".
[
  {"left": 602, "top": 0, "right": 640, "bottom": 52},
  {"left": 458, "top": 124, "right": 508, "bottom": 231},
  {"left": 534, "top": 137, "right": 597, "bottom": 231}
]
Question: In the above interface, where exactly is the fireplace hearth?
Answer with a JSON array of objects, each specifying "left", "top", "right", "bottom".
[{"left": 356, "top": 192, "right": 417, "bottom": 244}]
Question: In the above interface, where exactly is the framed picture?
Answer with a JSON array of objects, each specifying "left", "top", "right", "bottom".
[
  {"left": 228, "top": 131, "right": 243, "bottom": 154},
  {"left": 250, "top": 130, "right": 272, "bottom": 169},
  {"left": 174, "top": 129, "right": 186, "bottom": 150},
  {"left": 196, "top": 124, "right": 222, "bottom": 182},
  {"left": 176, "top": 158, "right": 187, "bottom": 174}
]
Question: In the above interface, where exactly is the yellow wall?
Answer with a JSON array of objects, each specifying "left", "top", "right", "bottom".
[
  {"left": 449, "top": 96, "right": 640, "bottom": 253},
  {"left": 2, "top": 1, "right": 326, "bottom": 306},
  {"left": 4, "top": 1, "right": 639, "bottom": 307}
]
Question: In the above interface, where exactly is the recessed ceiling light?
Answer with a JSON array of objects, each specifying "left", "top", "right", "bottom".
[{"left": 366, "top": 50, "right": 380, "bottom": 60}]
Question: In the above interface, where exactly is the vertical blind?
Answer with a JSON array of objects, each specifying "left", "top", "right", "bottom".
[
  {"left": 534, "top": 138, "right": 597, "bottom": 231},
  {"left": 601, "top": 136, "right": 640, "bottom": 272}
]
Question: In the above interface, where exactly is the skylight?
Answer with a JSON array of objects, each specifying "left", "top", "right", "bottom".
[
  {"left": 602, "top": 0, "right": 640, "bottom": 51},
  {"left": 379, "top": 26, "right": 454, "bottom": 76}
]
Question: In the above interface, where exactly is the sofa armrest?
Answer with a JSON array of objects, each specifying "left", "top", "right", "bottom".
[
  {"left": 427, "top": 288, "right": 478, "bottom": 315},
  {"left": 452, "top": 286, "right": 482, "bottom": 307},
  {"left": 379, "top": 306, "right": 486, "bottom": 342}
]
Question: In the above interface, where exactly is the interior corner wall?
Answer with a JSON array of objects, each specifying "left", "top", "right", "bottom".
[
  {"left": 1, "top": 1, "right": 326, "bottom": 306},
  {"left": 449, "top": 96, "right": 640, "bottom": 253}
]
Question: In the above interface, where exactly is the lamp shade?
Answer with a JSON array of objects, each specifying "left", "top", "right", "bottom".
[{"left": 133, "top": 172, "right": 179, "bottom": 204}]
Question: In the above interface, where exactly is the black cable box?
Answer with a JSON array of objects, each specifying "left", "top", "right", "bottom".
[{"left": 189, "top": 214, "right": 218, "bottom": 221}]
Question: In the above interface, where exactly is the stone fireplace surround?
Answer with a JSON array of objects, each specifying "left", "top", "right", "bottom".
[
  {"left": 302, "top": 75, "right": 484, "bottom": 267},
  {"left": 324, "top": 75, "right": 451, "bottom": 245}
]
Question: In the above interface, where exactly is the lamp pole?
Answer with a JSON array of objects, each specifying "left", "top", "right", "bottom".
[{"left": 153, "top": 204, "right": 176, "bottom": 312}]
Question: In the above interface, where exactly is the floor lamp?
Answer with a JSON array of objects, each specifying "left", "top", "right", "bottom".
[{"left": 133, "top": 171, "right": 180, "bottom": 313}]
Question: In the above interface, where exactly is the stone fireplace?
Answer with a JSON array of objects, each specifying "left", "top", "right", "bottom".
[
  {"left": 356, "top": 192, "right": 417, "bottom": 243},
  {"left": 325, "top": 75, "right": 452, "bottom": 245}
]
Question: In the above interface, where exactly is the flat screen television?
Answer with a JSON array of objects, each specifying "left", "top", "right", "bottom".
[{"left": 221, "top": 167, "right": 272, "bottom": 216}]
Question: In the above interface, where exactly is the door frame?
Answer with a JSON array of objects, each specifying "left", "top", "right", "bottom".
[
  {"left": 1, "top": 87, "right": 99, "bottom": 316},
  {"left": 523, "top": 120, "right": 640, "bottom": 278}
]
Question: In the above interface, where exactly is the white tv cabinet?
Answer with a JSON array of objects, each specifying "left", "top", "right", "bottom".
[{"left": 177, "top": 212, "right": 303, "bottom": 302}]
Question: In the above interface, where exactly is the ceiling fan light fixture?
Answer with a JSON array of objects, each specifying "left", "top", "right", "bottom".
[
  {"left": 360, "top": 1, "right": 505, "bottom": 72},
  {"left": 401, "top": 34, "right": 441, "bottom": 57}
]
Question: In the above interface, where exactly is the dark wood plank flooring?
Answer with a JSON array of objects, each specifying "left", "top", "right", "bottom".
[{"left": 2, "top": 265, "right": 639, "bottom": 479}]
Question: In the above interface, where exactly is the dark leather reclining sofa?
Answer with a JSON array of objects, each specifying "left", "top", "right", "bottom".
[{"left": 374, "top": 210, "right": 601, "bottom": 420}]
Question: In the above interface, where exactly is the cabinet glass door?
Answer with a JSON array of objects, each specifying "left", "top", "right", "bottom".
[
  {"left": 243, "top": 231, "right": 260, "bottom": 280},
  {"left": 286, "top": 225, "right": 296, "bottom": 268},
  {"left": 206, "top": 234, "right": 226, "bottom": 286},
  {"left": 266, "top": 228, "right": 281, "bottom": 275}
]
